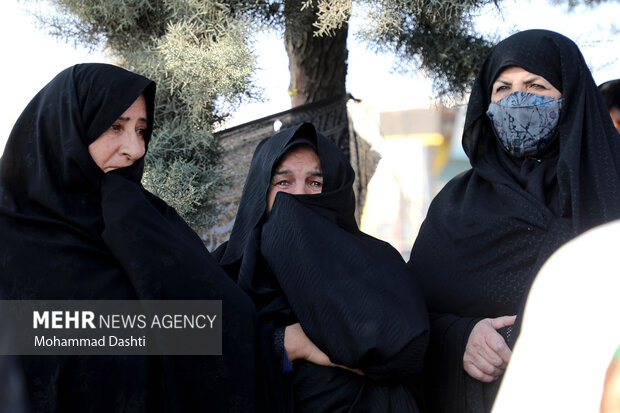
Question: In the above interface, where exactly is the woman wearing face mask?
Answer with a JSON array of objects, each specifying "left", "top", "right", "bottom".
[
  {"left": 406, "top": 29, "right": 620, "bottom": 413},
  {"left": 0, "top": 64, "right": 262, "bottom": 412},
  {"left": 214, "top": 123, "right": 429, "bottom": 412}
]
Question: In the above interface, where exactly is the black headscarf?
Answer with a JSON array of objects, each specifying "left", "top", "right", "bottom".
[
  {"left": 215, "top": 123, "right": 429, "bottom": 412},
  {"left": 217, "top": 122, "right": 358, "bottom": 270},
  {"left": 0, "top": 64, "right": 262, "bottom": 412},
  {"left": 599, "top": 79, "right": 620, "bottom": 110},
  {"left": 407, "top": 29, "right": 620, "bottom": 413}
]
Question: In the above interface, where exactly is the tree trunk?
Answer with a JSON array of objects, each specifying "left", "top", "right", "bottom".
[{"left": 284, "top": 0, "right": 348, "bottom": 107}]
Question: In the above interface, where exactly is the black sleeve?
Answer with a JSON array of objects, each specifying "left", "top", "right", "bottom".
[{"left": 422, "top": 312, "right": 481, "bottom": 413}]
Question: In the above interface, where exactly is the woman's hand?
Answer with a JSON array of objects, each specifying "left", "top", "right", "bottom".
[
  {"left": 463, "top": 315, "right": 516, "bottom": 382},
  {"left": 284, "top": 322, "right": 330, "bottom": 364},
  {"left": 284, "top": 323, "right": 363, "bottom": 375}
]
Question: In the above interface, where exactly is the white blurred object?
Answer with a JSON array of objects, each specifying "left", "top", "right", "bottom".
[{"left": 492, "top": 220, "right": 620, "bottom": 413}]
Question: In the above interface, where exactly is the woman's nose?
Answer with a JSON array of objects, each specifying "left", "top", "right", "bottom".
[
  {"left": 289, "top": 182, "right": 309, "bottom": 195},
  {"left": 121, "top": 132, "right": 145, "bottom": 161},
  {"left": 515, "top": 83, "right": 528, "bottom": 93}
]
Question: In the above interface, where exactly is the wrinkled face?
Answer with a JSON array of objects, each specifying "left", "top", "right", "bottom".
[
  {"left": 609, "top": 106, "right": 620, "bottom": 134},
  {"left": 265, "top": 144, "right": 323, "bottom": 212},
  {"left": 88, "top": 95, "right": 147, "bottom": 173},
  {"left": 491, "top": 66, "right": 562, "bottom": 102}
]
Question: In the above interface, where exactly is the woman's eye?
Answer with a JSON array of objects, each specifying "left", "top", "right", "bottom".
[
  {"left": 274, "top": 180, "right": 289, "bottom": 187},
  {"left": 110, "top": 124, "right": 122, "bottom": 132},
  {"left": 531, "top": 83, "right": 545, "bottom": 89},
  {"left": 310, "top": 180, "right": 323, "bottom": 187},
  {"left": 496, "top": 85, "right": 508, "bottom": 92},
  {"left": 137, "top": 128, "right": 146, "bottom": 136}
]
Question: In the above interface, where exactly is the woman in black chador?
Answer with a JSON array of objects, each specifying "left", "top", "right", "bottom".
[
  {"left": 407, "top": 29, "right": 620, "bottom": 413},
  {"left": 0, "top": 64, "right": 261, "bottom": 412},
  {"left": 214, "top": 122, "right": 429, "bottom": 412}
]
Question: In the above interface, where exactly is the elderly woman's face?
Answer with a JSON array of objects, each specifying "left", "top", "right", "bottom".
[
  {"left": 88, "top": 95, "right": 147, "bottom": 173},
  {"left": 266, "top": 144, "right": 323, "bottom": 212},
  {"left": 491, "top": 66, "right": 562, "bottom": 102}
]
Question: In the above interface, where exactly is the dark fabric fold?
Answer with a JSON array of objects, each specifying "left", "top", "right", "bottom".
[
  {"left": 408, "top": 29, "right": 620, "bottom": 413},
  {"left": 100, "top": 170, "right": 263, "bottom": 412},
  {"left": 261, "top": 193, "right": 428, "bottom": 380},
  {"left": 215, "top": 122, "right": 429, "bottom": 412}
]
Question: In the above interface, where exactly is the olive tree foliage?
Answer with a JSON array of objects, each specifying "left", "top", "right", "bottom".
[
  {"left": 32, "top": 0, "right": 262, "bottom": 230},
  {"left": 297, "top": 0, "right": 618, "bottom": 100},
  {"left": 294, "top": 0, "right": 498, "bottom": 100},
  {"left": 179, "top": 0, "right": 496, "bottom": 103},
  {"left": 359, "top": 0, "right": 497, "bottom": 99}
]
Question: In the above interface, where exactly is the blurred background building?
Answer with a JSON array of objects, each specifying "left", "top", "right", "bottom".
[{"left": 353, "top": 103, "right": 467, "bottom": 258}]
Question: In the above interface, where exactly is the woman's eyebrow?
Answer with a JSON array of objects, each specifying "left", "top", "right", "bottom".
[
  {"left": 272, "top": 169, "right": 292, "bottom": 176},
  {"left": 523, "top": 76, "right": 543, "bottom": 84},
  {"left": 117, "top": 116, "right": 148, "bottom": 122},
  {"left": 309, "top": 170, "right": 323, "bottom": 177}
]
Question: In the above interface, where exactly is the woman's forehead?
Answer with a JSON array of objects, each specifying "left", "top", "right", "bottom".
[
  {"left": 274, "top": 144, "right": 320, "bottom": 170},
  {"left": 493, "top": 66, "right": 552, "bottom": 83}
]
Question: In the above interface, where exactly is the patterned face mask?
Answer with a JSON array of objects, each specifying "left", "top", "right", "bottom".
[{"left": 486, "top": 91, "right": 563, "bottom": 158}]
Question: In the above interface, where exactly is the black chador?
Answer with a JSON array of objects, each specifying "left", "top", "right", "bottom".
[
  {"left": 408, "top": 29, "right": 620, "bottom": 413},
  {"left": 0, "top": 64, "right": 262, "bottom": 412},
  {"left": 215, "top": 123, "right": 429, "bottom": 412}
]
